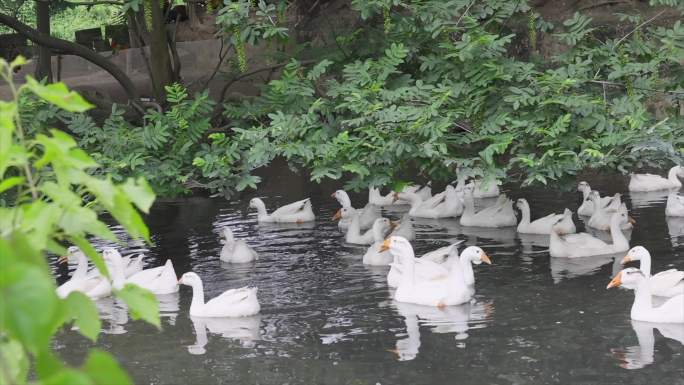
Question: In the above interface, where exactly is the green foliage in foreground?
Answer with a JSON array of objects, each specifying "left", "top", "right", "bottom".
[{"left": 0, "top": 57, "right": 159, "bottom": 385}]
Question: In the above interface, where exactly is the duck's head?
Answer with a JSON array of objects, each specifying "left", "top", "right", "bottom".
[
  {"left": 373, "top": 217, "right": 392, "bottom": 234},
  {"left": 102, "top": 248, "right": 123, "bottom": 266},
  {"left": 515, "top": 198, "right": 528, "bottom": 210},
  {"left": 611, "top": 210, "right": 635, "bottom": 226},
  {"left": 577, "top": 181, "right": 590, "bottom": 192},
  {"left": 607, "top": 268, "right": 644, "bottom": 290},
  {"left": 220, "top": 227, "right": 235, "bottom": 243},
  {"left": 179, "top": 272, "right": 201, "bottom": 286},
  {"left": 621, "top": 246, "right": 649, "bottom": 265},
  {"left": 379, "top": 235, "right": 412, "bottom": 254},
  {"left": 460, "top": 246, "right": 491, "bottom": 265},
  {"left": 58, "top": 246, "right": 82, "bottom": 264},
  {"left": 676, "top": 166, "right": 684, "bottom": 177},
  {"left": 551, "top": 217, "right": 568, "bottom": 233},
  {"left": 332, "top": 207, "right": 355, "bottom": 221},
  {"left": 248, "top": 198, "right": 264, "bottom": 210}
]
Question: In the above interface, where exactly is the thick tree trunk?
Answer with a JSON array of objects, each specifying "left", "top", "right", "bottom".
[
  {"left": 148, "top": 0, "right": 174, "bottom": 102},
  {"left": 35, "top": 0, "right": 52, "bottom": 81},
  {"left": 0, "top": 12, "right": 142, "bottom": 109}
]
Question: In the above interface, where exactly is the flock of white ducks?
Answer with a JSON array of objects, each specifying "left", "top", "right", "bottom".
[{"left": 56, "top": 166, "right": 684, "bottom": 323}]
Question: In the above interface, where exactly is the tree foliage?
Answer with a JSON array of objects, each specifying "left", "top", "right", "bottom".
[{"left": 0, "top": 56, "right": 159, "bottom": 385}]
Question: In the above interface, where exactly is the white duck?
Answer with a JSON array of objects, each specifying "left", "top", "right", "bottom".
[
  {"left": 390, "top": 213, "right": 415, "bottom": 241},
  {"left": 460, "top": 186, "right": 517, "bottom": 228},
  {"left": 621, "top": 246, "right": 684, "bottom": 298},
  {"left": 577, "top": 181, "right": 615, "bottom": 216},
  {"left": 105, "top": 248, "right": 179, "bottom": 295},
  {"left": 179, "top": 272, "right": 260, "bottom": 317},
  {"left": 385, "top": 237, "right": 481, "bottom": 307},
  {"left": 550, "top": 211, "right": 631, "bottom": 258},
  {"left": 516, "top": 198, "right": 575, "bottom": 235},
  {"left": 587, "top": 195, "right": 634, "bottom": 231},
  {"left": 56, "top": 248, "right": 107, "bottom": 299},
  {"left": 394, "top": 191, "right": 452, "bottom": 219},
  {"left": 607, "top": 268, "right": 684, "bottom": 323},
  {"left": 335, "top": 207, "right": 375, "bottom": 245},
  {"left": 666, "top": 193, "right": 684, "bottom": 217},
  {"left": 387, "top": 241, "right": 488, "bottom": 290},
  {"left": 362, "top": 218, "right": 395, "bottom": 266},
  {"left": 248, "top": 197, "right": 315, "bottom": 223},
  {"left": 629, "top": 166, "right": 684, "bottom": 192},
  {"left": 331, "top": 190, "right": 380, "bottom": 230},
  {"left": 219, "top": 227, "right": 258, "bottom": 263}
]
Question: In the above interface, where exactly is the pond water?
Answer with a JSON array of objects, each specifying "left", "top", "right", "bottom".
[{"left": 53, "top": 170, "right": 684, "bottom": 385}]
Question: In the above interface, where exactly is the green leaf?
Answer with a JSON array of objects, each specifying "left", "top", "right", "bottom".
[
  {"left": 121, "top": 177, "right": 156, "bottom": 213},
  {"left": 82, "top": 350, "right": 132, "bottom": 385},
  {"left": 0, "top": 338, "right": 29, "bottom": 385},
  {"left": 64, "top": 292, "right": 101, "bottom": 342},
  {"left": 24, "top": 77, "right": 94, "bottom": 112},
  {"left": 115, "top": 284, "right": 160, "bottom": 328},
  {"left": 0, "top": 176, "right": 24, "bottom": 194}
]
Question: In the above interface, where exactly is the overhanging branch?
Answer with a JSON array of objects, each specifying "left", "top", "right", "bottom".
[{"left": 0, "top": 12, "right": 143, "bottom": 110}]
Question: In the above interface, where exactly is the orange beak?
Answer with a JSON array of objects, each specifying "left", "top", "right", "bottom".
[
  {"left": 379, "top": 238, "right": 390, "bottom": 252},
  {"left": 607, "top": 272, "right": 623, "bottom": 289},
  {"left": 620, "top": 255, "right": 631, "bottom": 265},
  {"left": 480, "top": 253, "right": 492, "bottom": 265},
  {"left": 332, "top": 209, "right": 342, "bottom": 221},
  {"left": 628, "top": 216, "right": 636, "bottom": 225},
  {"left": 57, "top": 255, "right": 69, "bottom": 264}
]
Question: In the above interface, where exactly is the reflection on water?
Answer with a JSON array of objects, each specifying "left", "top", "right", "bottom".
[
  {"left": 52, "top": 173, "right": 684, "bottom": 384},
  {"left": 629, "top": 190, "right": 672, "bottom": 209},
  {"left": 391, "top": 301, "right": 493, "bottom": 361},
  {"left": 612, "top": 321, "right": 684, "bottom": 369},
  {"left": 188, "top": 316, "right": 261, "bottom": 355}
]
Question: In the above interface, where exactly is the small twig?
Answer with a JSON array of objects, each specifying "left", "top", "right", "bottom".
[
  {"left": 614, "top": 10, "right": 666, "bottom": 48},
  {"left": 588, "top": 79, "right": 684, "bottom": 95},
  {"left": 201, "top": 40, "right": 234, "bottom": 90},
  {"left": 454, "top": 0, "right": 476, "bottom": 29}
]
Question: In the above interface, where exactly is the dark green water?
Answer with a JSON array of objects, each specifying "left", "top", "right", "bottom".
[{"left": 53, "top": 171, "right": 684, "bottom": 385}]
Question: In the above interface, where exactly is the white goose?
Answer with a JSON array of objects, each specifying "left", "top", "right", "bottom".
[
  {"left": 666, "top": 193, "right": 684, "bottom": 217},
  {"left": 460, "top": 186, "right": 517, "bottom": 228},
  {"left": 56, "top": 248, "right": 107, "bottom": 299},
  {"left": 387, "top": 241, "right": 488, "bottom": 290},
  {"left": 248, "top": 197, "right": 315, "bottom": 223},
  {"left": 335, "top": 207, "right": 375, "bottom": 245},
  {"left": 550, "top": 211, "right": 631, "bottom": 258},
  {"left": 179, "top": 272, "right": 260, "bottom": 317},
  {"left": 219, "top": 227, "right": 258, "bottom": 263},
  {"left": 105, "top": 248, "right": 179, "bottom": 295},
  {"left": 621, "top": 246, "right": 684, "bottom": 298},
  {"left": 331, "top": 190, "right": 380, "bottom": 230},
  {"left": 394, "top": 191, "right": 452, "bottom": 219},
  {"left": 607, "top": 268, "right": 684, "bottom": 323},
  {"left": 516, "top": 198, "right": 575, "bottom": 235},
  {"left": 384, "top": 237, "right": 484, "bottom": 307},
  {"left": 577, "top": 181, "right": 615, "bottom": 216},
  {"left": 587, "top": 194, "right": 634, "bottom": 231},
  {"left": 368, "top": 184, "right": 429, "bottom": 206},
  {"left": 629, "top": 165, "right": 684, "bottom": 192},
  {"left": 362, "top": 218, "right": 395, "bottom": 266}
]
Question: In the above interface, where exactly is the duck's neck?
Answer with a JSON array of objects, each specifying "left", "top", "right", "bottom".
[
  {"left": 348, "top": 212, "right": 361, "bottom": 234},
  {"left": 638, "top": 254, "right": 652, "bottom": 277},
  {"left": 189, "top": 279, "right": 206, "bottom": 315},
  {"left": 372, "top": 223, "right": 387, "bottom": 242},
  {"left": 669, "top": 166, "right": 682, "bottom": 185},
  {"left": 609, "top": 216, "right": 629, "bottom": 251},
  {"left": 463, "top": 193, "right": 476, "bottom": 216},
  {"left": 337, "top": 191, "right": 352, "bottom": 208},
  {"left": 253, "top": 200, "right": 270, "bottom": 220},
  {"left": 519, "top": 203, "right": 531, "bottom": 226},
  {"left": 110, "top": 256, "right": 127, "bottom": 290},
  {"left": 73, "top": 252, "right": 89, "bottom": 279},
  {"left": 455, "top": 177, "right": 467, "bottom": 192},
  {"left": 459, "top": 255, "right": 475, "bottom": 286},
  {"left": 369, "top": 188, "right": 380, "bottom": 200},
  {"left": 581, "top": 187, "right": 590, "bottom": 200},
  {"left": 631, "top": 280, "right": 653, "bottom": 316}
]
